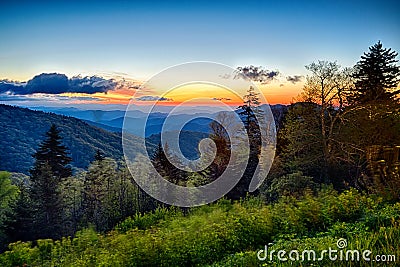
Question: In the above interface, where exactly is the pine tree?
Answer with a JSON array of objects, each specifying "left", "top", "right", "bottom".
[
  {"left": 30, "top": 162, "right": 63, "bottom": 239},
  {"left": 31, "top": 124, "right": 72, "bottom": 178},
  {"left": 82, "top": 158, "right": 117, "bottom": 231},
  {"left": 237, "top": 86, "right": 261, "bottom": 130},
  {"left": 29, "top": 124, "right": 72, "bottom": 239},
  {"left": 8, "top": 182, "right": 33, "bottom": 242},
  {"left": 350, "top": 41, "right": 400, "bottom": 104},
  {"left": 227, "top": 86, "right": 263, "bottom": 200},
  {"left": 151, "top": 142, "right": 187, "bottom": 185}
]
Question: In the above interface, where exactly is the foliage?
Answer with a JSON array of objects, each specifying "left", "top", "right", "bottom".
[
  {"left": 29, "top": 125, "right": 73, "bottom": 240},
  {"left": 350, "top": 41, "right": 400, "bottom": 104},
  {"left": 2, "top": 188, "right": 398, "bottom": 266},
  {"left": 0, "top": 172, "right": 19, "bottom": 249},
  {"left": 266, "top": 172, "right": 317, "bottom": 200},
  {"left": 30, "top": 124, "right": 72, "bottom": 178}
]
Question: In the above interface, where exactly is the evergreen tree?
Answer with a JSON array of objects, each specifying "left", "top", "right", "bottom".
[
  {"left": 237, "top": 86, "right": 261, "bottom": 130},
  {"left": 82, "top": 158, "right": 117, "bottom": 231},
  {"left": 31, "top": 124, "right": 72, "bottom": 178},
  {"left": 151, "top": 142, "right": 187, "bottom": 185},
  {"left": 151, "top": 143, "right": 171, "bottom": 179},
  {"left": 227, "top": 86, "right": 263, "bottom": 200},
  {"left": 350, "top": 41, "right": 400, "bottom": 104},
  {"left": 8, "top": 182, "right": 33, "bottom": 243},
  {"left": 29, "top": 124, "right": 72, "bottom": 239},
  {"left": 30, "top": 162, "right": 63, "bottom": 239}
]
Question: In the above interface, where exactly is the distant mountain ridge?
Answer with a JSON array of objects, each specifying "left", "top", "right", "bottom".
[
  {"left": 0, "top": 104, "right": 222, "bottom": 175},
  {"left": 0, "top": 104, "right": 147, "bottom": 174},
  {"left": 1, "top": 104, "right": 289, "bottom": 174},
  {"left": 31, "top": 105, "right": 289, "bottom": 136}
]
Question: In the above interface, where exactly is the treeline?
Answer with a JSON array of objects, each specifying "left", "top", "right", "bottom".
[
  {"left": 0, "top": 125, "right": 159, "bottom": 248},
  {"left": 1, "top": 188, "right": 399, "bottom": 266},
  {"left": 0, "top": 40, "right": 399, "bottom": 254},
  {"left": 264, "top": 41, "right": 400, "bottom": 202}
]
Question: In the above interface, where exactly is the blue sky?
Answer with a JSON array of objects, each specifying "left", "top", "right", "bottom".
[{"left": 1, "top": 0, "right": 399, "bottom": 82}]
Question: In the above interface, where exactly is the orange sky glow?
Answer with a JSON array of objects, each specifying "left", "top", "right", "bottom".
[{"left": 62, "top": 81, "right": 303, "bottom": 106}]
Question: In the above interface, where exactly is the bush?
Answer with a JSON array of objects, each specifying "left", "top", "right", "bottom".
[{"left": 0, "top": 188, "right": 396, "bottom": 266}]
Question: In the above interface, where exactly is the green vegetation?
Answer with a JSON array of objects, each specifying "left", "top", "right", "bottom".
[
  {"left": 0, "top": 41, "right": 399, "bottom": 266},
  {"left": 0, "top": 189, "right": 399, "bottom": 266},
  {"left": 0, "top": 172, "right": 19, "bottom": 249}
]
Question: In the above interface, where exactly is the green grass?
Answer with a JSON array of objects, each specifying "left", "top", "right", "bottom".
[{"left": 1, "top": 187, "right": 399, "bottom": 266}]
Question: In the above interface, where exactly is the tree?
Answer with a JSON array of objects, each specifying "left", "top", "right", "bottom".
[
  {"left": 281, "top": 61, "right": 354, "bottom": 186},
  {"left": 0, "top": 171, "right": 18, "bottom": 248},
  {"left": 8, "top": 181, "right": 33, "bottom": 243},
  {"left": 60, "top": 173, "right": 84, "bottom": 236},
  {"left": 266, "top": 172, "right": 316, "bottom": 201},
  {"left": 226, "top": 86, "right": 263, "bottom": 200},
  {"left": 206, "top": 112, "right": 232, "bottom": 184},
  {"left": 31, "top": 124, "right": 72, "bottom": 179},
  {"left": 151, "top": 143, "right": 187, "bottom": 185},
  {"left": 82, "top": 157, "right": 117, "bottom": 231},
  {"left": 350, "top": 41, "right": 400, "bottom": 104},
  {"left": 30, "top": 162, "right": 64, "bottom": 239},
  {"left": 344, "top": 42, "right": 400, "bottom": 191},
  {"left": 29, "top": 124, "right": 72, "bottom": 239}
]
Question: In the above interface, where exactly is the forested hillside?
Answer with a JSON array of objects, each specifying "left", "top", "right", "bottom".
[
  {"left": 0, "top": 41, "right": 399, "bottom": 266},
  {"left": 0, "top": 104, "right": 145, "bottom": 174}
]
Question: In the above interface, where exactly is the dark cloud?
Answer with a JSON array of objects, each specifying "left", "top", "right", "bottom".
[
  {"left": 26, "top": 73, "right": 69, "bottom": 94},
  {"left": 68, "top": 75, "right": 117, "bottom": 94},
  {"left": 0, "top": 80, "right": 26, "bottom": 94},
  {"left": 0, "top": 73, "right": 118, "bottom": 95},
  {"left": 235, "top": 65, "right": 280, "bottom": 83},
  {"left": 286, "top": 75, "right": 304, "bottom": 84},
  {"left": 135, "top": 95, "right": 173, "bottom": 101}
]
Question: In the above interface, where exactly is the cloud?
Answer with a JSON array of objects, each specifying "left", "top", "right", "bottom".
[
  {"left": 0, "top": 73, "right": 118, "bottom": 95},
  {"left": 68, "top": 75, "right": 117, "bottom": 94},
  {"left": 235, "top": 65, "right": 280, "bottom": 83},
  {"left": 0, "top": 80, "right": 26, "bottom": 94},
  {"left": 286, "top": 75, "right": 304, "bottom": 84},
  {"left": 135, "top": 95, "right": 173, "bottom": 101}
]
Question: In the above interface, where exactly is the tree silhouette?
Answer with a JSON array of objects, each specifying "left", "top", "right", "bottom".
[
  {"left": 151, "top": 142, "right": 187, "bottom": 185},
  {"left": 31, "top": 124, "right": 72, "bottom": 179},
  {"left": 226, "top": 86, "right": 262, "bottom": 200},
  {"left": 29, "top": 124, "right": 72, "bottom": 239},
  {"left": 350, "top": 41, "right": 400, "bottom": 104}
]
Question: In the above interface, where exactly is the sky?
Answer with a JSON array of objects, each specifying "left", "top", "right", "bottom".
[{"left": 0, "top": 0, "right": 399, "bottom": 107}]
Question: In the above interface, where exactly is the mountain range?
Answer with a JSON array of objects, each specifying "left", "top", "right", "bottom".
[
  {"left": 0, "top": 104, "right": 288, "bottom": 174},
  {"left": 30, "top": 105, "right": 288, "bottom": 136},
  {"left": 0, "top": 104, "right": 213, "bottom": 174},
  {"left": 0, "top": 104, "right": 145, "bottom": 174}
]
